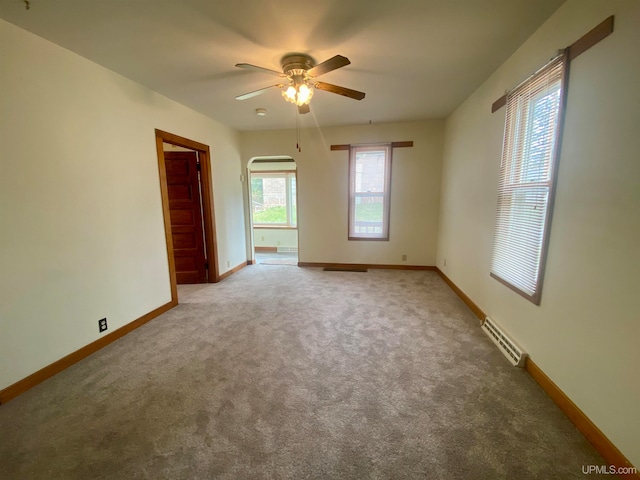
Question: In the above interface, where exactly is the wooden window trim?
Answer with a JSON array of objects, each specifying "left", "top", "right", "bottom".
[
  {"left": 491, "top": 16, "right": 614, "bottom": 114},
  {"left": 331, "top": 141, "right": 413, "bottom": 151},
  {"left": 252, "top": 225, "right": 298, "bottom": 230}
]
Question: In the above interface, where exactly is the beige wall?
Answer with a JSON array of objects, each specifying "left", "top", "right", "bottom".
[
  {"left": 254, "top": 229, "right": 298, "bottom": 249},
  {"left": 437, "top": 0, "right": 640, "bottom": 467},
  {"left": 241, "top": 121, "right": 444, "bottom": 265},
  {"left": 0, "top": 20, "right": 246, "bottom": 389}
]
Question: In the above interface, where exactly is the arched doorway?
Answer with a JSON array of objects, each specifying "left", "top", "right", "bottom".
[{"left": 247, "top": 156, "right": 298, "bottom": 266}]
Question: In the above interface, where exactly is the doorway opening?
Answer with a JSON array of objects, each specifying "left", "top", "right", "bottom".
[
  {"left": 155, "top": 129, "right": 219, "bottom": 304},
  {"left": 248, "top": 157, "right": 299, "bottom": 266}
]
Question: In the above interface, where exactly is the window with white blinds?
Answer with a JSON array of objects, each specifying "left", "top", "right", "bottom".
[{"left": 490, "top": 54, "right": 567, "bottom": 305}]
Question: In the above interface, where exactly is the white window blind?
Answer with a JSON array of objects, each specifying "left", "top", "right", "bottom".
[{"left": 490, "top": 54, "right": 567, "bottom": 305}]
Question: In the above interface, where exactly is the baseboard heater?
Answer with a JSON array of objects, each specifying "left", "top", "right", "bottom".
[
  {"left": 277, "top": 246, "right": 298, "bottom": 253},
  {"left": 482, "top": 317, "right": 527, "bottom": 367}
]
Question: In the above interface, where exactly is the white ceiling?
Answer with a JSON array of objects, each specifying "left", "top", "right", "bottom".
[{"left": 0, "top": 0, "right": 565, "bottom": 131}]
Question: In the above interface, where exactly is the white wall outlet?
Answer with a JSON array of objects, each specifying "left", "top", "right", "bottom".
[
  {"left": 444, "top": 258, "right": 447, "bottom": 267},
  {"left": 261, "top": 236, "right": 264, "bottom": 241},
  {"left": 402, "top": 254, "right": 407, "bottom": 261},
  {"left": 226, "top": 260, "right": 230, "bottom": 268}
]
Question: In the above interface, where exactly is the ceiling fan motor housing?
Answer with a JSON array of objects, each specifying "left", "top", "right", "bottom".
[{"left": 281, "top": 54, "right": 315, "bottom": 76}]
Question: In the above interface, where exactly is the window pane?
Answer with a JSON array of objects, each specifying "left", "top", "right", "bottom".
[
  {"left": 354, "top": 195, "right": 384, "bottom": 234},
  {"left": 521, "top": 87, "right": 561, "bottom": 183},
  {"left": 355, "top": 151, "right": 385, "bottom": 193},
  {"left": 252, "top": 176, "right": 287, "bottom": 224}
]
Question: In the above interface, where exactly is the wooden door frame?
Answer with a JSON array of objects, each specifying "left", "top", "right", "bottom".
[{"left": 155, "top": 129, "right": 219, "bottom": 303}]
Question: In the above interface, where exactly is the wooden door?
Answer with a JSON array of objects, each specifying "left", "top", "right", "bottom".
[{"left": 164, "top": 151, "right": 207, "bottom": 283}]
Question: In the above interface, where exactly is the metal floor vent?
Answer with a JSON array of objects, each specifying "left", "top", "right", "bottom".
[{"left": 482, "top": 317, "right": 527, "bottom": 367}]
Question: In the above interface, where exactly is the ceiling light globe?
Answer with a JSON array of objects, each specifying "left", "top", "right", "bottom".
[{"left": 297, "top": 84, "right": 313, "bottom": 105}]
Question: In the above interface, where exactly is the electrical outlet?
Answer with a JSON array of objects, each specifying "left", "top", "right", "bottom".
[
  {"left": 261, "top": 236, "right": 264, "bottom": 241},
  {"left": 402, "top": 254, "right": 407, "bottom": 261},
  {"left": 98, "top": 318, "right": 108, "bottom": 333},
  {"left": 226, "top": 260, "right": 230, "bottom": 268},
  {"left": 444, "top": 258, "right": 447, "bottom": 267}
]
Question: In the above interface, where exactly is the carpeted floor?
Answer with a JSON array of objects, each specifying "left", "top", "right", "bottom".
[{"left": 0, "top": 266, "right": 608, "bottom": 479}]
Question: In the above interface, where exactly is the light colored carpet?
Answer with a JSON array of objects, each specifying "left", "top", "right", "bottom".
[{"left": 0, "top": 267, "right": 608, "bottom": 479}]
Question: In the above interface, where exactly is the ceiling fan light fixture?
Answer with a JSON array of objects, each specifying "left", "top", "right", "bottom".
[
  {"left": 281, "top": 82, "right": 314, "bottom": 106},
  {"left": 284, "top": 86, "right": 297, "bottom": 101},
  {"left": 236, "top": 53, "right": 364, "bottom": 111},
  {"left": 298, "top": 84, "right": 312, "bottom": 104}
]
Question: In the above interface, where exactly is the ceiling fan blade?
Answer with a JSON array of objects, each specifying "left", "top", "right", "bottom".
[
  {"left": 314, "top": 81, "right": 366, "bottom": 100},
  {"left": 235, "top": 84, "right": 282, "bottom": 101},
  {"left": 298, "top": 104, "right": 310, "bottom": 115},
  {"left": 235, "top": 63, "right": 286, "bottom": 77},
  {"left": 307, "top": 55, "right": 350, "bottom": 77}
]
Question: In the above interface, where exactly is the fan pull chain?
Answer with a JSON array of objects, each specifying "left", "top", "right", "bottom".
[{"left": 296, "top": 109, "right": 301, "bottom": 152}]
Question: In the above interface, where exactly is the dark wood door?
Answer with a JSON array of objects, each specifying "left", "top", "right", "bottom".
[{"left": 164, "top": 151, "right": 207, "bottom": 284}]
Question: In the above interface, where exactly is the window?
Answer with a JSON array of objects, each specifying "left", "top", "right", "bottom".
[
  {"left": 348, "top": 144, "right": 391, "bottom": 240},
  {"left": 491, "top": 54, "right": 567, "bottom": 304},
  {"left": 251, "top": 172, "right": 297, "bottom": 227}
]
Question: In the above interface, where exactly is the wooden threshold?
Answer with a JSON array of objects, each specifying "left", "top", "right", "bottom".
[
  {"left": 0, "top": 300, "right": 176, "bottom": 405},
  {"left": 435, "top": 268, "right": 638, "bottom": 477},
  {"left": 299, "top": 262, "right": 435, "bottom": 271}
]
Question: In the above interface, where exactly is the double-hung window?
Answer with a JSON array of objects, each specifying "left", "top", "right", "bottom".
[
  {"left": 491, "top": 54, "right": 567, "bottom": 304},
  {"left": 251, "top": 172, "right": 297, "bottom": 227},
  {"left": 348, "top": 144, "right": 392, "bottom": 240}
]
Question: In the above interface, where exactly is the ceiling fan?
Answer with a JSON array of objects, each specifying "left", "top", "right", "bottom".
[{"left": 235, "top": 53, "right": 366, "bottom": 114}]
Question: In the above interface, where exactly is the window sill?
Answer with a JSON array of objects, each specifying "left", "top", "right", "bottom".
[
  {"left": 253, "top": 225, "right": 298, "bottom": 230},
  {"left": 348, "top": 236, "right": 389, "bottom": 241}
]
